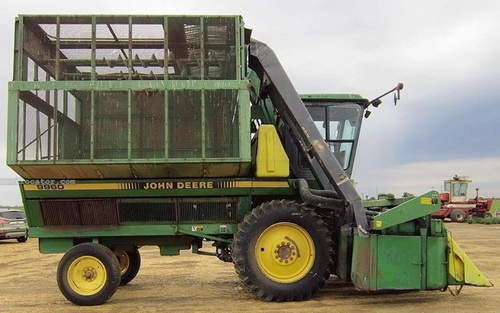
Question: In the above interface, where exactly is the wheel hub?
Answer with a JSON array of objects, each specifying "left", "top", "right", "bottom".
[
  {"left": 274, "top": 241, "right": 296, "bottom": 263},
  {"left": 83, "top": 267, "right": 97, "bottom": 281}
]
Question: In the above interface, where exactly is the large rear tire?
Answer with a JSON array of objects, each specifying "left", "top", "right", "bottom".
[
  {"left": 57, "top": 243, "right": 121, "bottom": 306},
  {"left": 232, "top": 200, "right": 333, "bottom": 301},
  {"left": 450, "top": 209, "right": 467, "bottom": 223}
]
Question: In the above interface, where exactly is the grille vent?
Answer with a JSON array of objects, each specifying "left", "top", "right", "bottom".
[
  {"left": 179, "top": 200, "right": 237, "bottom": 223},
  {"left": 119, "top": 201, "right": 176, "bottom": 222},
  {"left": 41, "top": 199, "right": 118, "bottom": 226},
  {"left": 40, "top": 198, "right": 238, "bottom": 226}
]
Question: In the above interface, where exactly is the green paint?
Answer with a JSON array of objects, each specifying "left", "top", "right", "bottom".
[
  {"left": 363, "top": 197, "right": 408, "bottom": 209},
  {"left": 30, "top": 223, "right": 239, "bottom": 239},
  {"left": 426, "top": 236, "right": 447, "bottom": 288},
  {"left": 373, "top": 191, "right": 440, "bottom": 230},
  {"left": 39, "top": 238, "right": 74, "bottom": 253},
  {"left": 351, "top": 233, "right": 448, "bottom": 291}
]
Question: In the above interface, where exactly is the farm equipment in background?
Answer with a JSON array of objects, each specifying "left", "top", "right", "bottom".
[
  {"left": 7, "top": 15, "right": 492, "bottom": 306},
  {"left": 432, "top": 176, "right": 493, "bottom": 222}
]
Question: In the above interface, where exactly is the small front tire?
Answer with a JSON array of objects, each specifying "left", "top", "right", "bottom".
[{"left": 57, "top": 243, "right": 121, "bottom": 306}]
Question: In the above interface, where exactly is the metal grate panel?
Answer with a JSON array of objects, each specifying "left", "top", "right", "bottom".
[
  {"left": 168, "top": 90, "right": 202, "bottom": 158},
  {"left": 9, "top": 15, "right": 250, "bottom": 180},
  {"left": 21, "top": 15, "right": 239, "bottom": 81},
  {"left": 178, "top": 199, "right": 237, "bottom": 223},
  {"left": 39, "top": 197, "right": 238, "bottom": 226},
  {"left": 205, "top": 89, "right": 240, "bottom": 158},
  {"left": 94, "top": 91, "right": 129, "bottom": 159},
  {"left": 41, "top": 199, "right": 118, "bottom": 226},
  {"left": 40, "top": 200, "right": 80, "bottom": 226},
  {"left": 119, "top": 201, "right": 176, "bottom": 222}
]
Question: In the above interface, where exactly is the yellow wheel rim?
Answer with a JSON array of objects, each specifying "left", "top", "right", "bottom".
[
  {"left": 67, "top": 256, "right": 107, "bottom": 296},
  {"left": 113, "top": 249, "right": 130, "bottom": 275},
  {"left": 255, "top": 222, "right": 315, "bottom": 283}
]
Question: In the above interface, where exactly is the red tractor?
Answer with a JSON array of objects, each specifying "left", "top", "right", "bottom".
[{"left": 432, "top": 176, "right": 493, "bottom": 222}]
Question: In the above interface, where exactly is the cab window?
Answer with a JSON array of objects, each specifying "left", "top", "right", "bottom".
[{"left": 304, "top": 103, "right": 361, "bottom": 170}]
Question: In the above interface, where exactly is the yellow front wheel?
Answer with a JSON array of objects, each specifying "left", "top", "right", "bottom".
[
  {"left": 57, "top": 243, "right": 121, "bottom": 306},
  {"left": 67, "top": 256, "right": 107, "bottom": 296},
  {"left": 256, "top": 222, "right": 315, "bottom": 283},
  {"left": 233, "top": 200, "right": 333, "bottom": 302}
]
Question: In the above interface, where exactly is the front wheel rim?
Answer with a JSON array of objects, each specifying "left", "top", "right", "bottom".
[
  {"left": 67, "top": 256, "right": 107, "bottom": 296},
  {"left": 255, "top": 222, "right": 315, "bottom": 283}
]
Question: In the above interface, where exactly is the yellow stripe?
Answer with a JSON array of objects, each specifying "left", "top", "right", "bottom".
[
  {"left": 24, "top": 180, "right": 289, "bottom": 191},
  {"left": 251, "top": 181, "right": 289, "bottom": 188},
  {"left": 65, "top": 183, "right": 122, "bottom": 190},
  {"left": 237, "top": 181, "right": 251, "bottom": 188},
  {"left": 235, "top": 181, "right": 290, "bottom": 188}
]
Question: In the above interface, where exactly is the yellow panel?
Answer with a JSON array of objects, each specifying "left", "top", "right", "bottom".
[
  {"left": 256, "top": 125, "right": 289, "bottom": 178},
  {"left": 421, "top": 197, "right": 432, "bottom": 205},
  {"left": 447, "top": 234, "right": 493, "bottom": 287}
]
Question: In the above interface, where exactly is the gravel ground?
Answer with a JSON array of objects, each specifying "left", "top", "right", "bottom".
[{"left": 0, "top": 222, "right": 498, "bottom": 313}]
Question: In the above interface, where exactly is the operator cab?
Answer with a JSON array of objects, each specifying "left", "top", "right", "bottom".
[
  {"left": 285, "top": 94, "right": 367, "bottom": 179},
  {"left": 442, "top": 176, "right": 471, "bottom": 203}
]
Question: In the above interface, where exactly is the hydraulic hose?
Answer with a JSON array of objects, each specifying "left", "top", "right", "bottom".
[
  {"left": 306, "top": 187, "right": 340, "bottom": 199},
  {"left": 364, "top": 209, "right": 380, "bottom": 216},
  {"left": 294, "top": 178, "right": 344, "bottom": 210}
]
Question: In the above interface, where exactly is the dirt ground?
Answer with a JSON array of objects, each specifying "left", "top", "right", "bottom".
[{"left": 0, "top": 222, "right": 498, "bottom": 313}]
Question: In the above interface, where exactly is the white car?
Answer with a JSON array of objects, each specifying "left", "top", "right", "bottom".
[{"left": 0, "top": 209, "right": 28, "bottom": 243}]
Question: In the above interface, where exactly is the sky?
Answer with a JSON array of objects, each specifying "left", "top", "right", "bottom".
[{"left": 0, "top": 0, "right": 499, "bottom": 205}]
